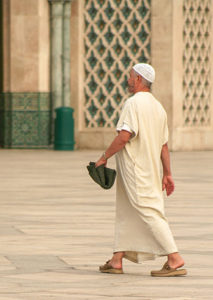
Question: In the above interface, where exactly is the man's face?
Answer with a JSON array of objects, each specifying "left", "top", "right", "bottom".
[{"left": 128, "top": 69, "right": 137, "bottom": 93}]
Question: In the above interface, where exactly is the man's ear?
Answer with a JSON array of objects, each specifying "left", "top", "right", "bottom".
[{"left": 137, "top": 75, "right": 142, "bottom": 83}]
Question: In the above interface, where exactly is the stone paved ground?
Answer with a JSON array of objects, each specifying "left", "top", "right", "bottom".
[{"left": 0, "top": 149, "right": 212, "bottom": 300}]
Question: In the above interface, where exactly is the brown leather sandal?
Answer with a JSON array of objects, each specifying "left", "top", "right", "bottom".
[
  {"left": 151, "top": 262, "right": 187, "bottom": 277},
  {"left": 99, "top": 260, "right": 124, "bottom": 274}
]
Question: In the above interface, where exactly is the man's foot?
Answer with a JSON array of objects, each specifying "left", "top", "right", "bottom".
[
  {"left": 107, "top": 258, "right": 123, "bottom": 269},
  {"left": 168, "top": 252, "right": 185, "bottom": 269},
  {"left": 99, "top": 252, "right": 124, "bottom": 273},
  {"left": 108, "top": 251, "right": 124, "bottom": 269},
  {"left": 99, "top": 260, "right": 124, "bottom": 274},
  {"left": 151, "top": 262, "right": 187, "bottom": 277}
]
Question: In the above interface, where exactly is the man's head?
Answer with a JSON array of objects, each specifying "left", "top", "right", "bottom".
[{"left": 128, "top": 63, "right": 155, "bottom": 94}]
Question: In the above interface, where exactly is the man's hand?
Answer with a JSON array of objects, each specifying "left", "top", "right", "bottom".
[
  {"left": 95, "top": 130, "right": 131, "bottom": 168},
  {"left": 95, "top": 156, "right": 107, "bottom": 167},
  {"left": 162, "top": 175, "right": 175, "bottom": 196}
]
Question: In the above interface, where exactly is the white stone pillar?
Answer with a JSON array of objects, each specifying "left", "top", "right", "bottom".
[
  {"left": 48, "top": 0, "right": 72, "bottom": 109},
  {"left": 49, "top": 0, "right": 63, "bottom": 109},
  {"left": 63, "top": 0, "right": 71, "bottom": 107}
]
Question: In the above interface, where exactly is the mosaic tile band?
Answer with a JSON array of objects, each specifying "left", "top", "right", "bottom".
[{"left": 0, "top": 93, "right": 52, "bottom": 148}]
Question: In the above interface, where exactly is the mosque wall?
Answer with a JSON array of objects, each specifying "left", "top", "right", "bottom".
[
  {"left": 172, "top": 0, "right": 213, "bottom": 150},
  {"left": 72, "top": 0, "right": 213, "bottom": 151},
  {"left": 0, "top": 0, "right": 212, "bottom": 150},
  {"left": 152, "top": 0, "right": 213, "bottom": 151},
  {"left": 71, "top": 0, "right": 152, "bottom": 149}
]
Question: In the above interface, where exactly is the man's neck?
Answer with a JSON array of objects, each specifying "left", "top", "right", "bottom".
[{"left": 134, "top": 86, "right": 150, "bottom": 93}]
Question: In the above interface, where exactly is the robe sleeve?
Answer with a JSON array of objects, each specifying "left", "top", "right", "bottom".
[
  {"left": 117, "top": 123, "right": 133, "bottom": 133},
  {"left": 116, "top": 100, "right": 138, "bottom": 139}
]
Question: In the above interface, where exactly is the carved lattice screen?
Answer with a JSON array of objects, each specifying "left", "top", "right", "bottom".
[
  {"left": 83, "top": 0, "right": 151, "bottom": 129},
  {"left": 183, "top": 0, "right": 211, "bottom": 126}
]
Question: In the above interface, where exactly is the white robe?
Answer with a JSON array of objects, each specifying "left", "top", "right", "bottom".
[{"left": 114, "top": 92, "right": 178, "bottom": 263}]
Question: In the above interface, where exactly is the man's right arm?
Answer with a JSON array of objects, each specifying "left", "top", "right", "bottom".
[
  {"left": 161, "top": 143, "right": 175, "bottom": 196},
  {"left": 95, "top": 130, "right": 132, "bottom": 167}
]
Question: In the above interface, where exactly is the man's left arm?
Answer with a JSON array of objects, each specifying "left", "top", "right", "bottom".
[
  {"left": 95, "top": 130, "right": 131, "bottom": 167},
  {"left": 161, "top": 143, "right": 175, "bottom": 196}
]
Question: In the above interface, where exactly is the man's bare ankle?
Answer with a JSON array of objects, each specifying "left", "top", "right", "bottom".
[{"left": 167, "top": 252, "right": 185, "bottom": 269}]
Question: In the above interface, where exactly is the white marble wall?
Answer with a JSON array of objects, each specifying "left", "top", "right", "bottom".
[{"left": 3, "top": 0, "right": 50, "bottom": 93}]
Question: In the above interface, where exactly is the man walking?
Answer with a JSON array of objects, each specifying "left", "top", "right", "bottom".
[{"left": 95, "top": 63, "right": 186, "bottom": 277}]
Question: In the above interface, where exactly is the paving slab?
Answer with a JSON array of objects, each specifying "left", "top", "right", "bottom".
[{"left": 0, "top": 149, "right": 212, "bottom": 300}]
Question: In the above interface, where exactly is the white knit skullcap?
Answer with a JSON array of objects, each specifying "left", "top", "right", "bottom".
[{"left": 133, "top": 63, "right": 155, "bottom": 83}]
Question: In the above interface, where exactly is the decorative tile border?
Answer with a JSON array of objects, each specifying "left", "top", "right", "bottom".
[{"left": 0, "top": 93, "right": 52, "bottom": 148}]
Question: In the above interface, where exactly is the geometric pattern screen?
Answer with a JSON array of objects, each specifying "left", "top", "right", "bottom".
[
  {"left": 183, "top": 0, "right": 211, "bottom": 126},
  {"left": 83, "top": 0, "right": 151, "bottom": 129}
]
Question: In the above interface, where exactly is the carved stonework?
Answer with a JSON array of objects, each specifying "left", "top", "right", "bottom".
[
  {"left": 183, "top": 0, "right": 211, "bottom": 126},
  {"left": 83, "top": 0, "right": 151, "bottom": 129}
]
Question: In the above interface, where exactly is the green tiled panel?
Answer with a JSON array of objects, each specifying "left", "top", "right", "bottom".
[
  {"left": 0, "top": 0, "right": 3, "bottom": 93},
  {"left": 0, "top": 93, "right": 52, "bottom": 148}
]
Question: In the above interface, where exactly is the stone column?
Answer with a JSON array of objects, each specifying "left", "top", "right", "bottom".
[
  {"left": 48, "top": 0, "right": 63, "bottom": 109},
  {"left": 0, "top": 0, "right": 51, "bottom": 149},
  {"left": 63, "top": 0, "right": 71, "bottom": 107},
  {"left": 48, "top": 0, "right": 72, "bottom": 108}
]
